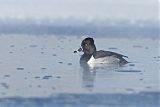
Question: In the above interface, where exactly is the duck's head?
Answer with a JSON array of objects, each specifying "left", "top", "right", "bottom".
[{"left": 79, "top": 37, "right": 96, "bottom": 55}]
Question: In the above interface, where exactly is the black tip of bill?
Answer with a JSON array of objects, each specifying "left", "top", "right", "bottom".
[{"left": 73, "top": 47, "right": 83, "bottom": 53}]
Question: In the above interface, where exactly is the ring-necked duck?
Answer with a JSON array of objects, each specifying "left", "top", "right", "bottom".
[{"left": 74, "top": 37, "right": 128, "bottom": 65}]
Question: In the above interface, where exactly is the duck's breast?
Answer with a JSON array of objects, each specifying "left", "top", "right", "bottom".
[{"left": 87, "top": 55, "right": 120, "bottom": 64}]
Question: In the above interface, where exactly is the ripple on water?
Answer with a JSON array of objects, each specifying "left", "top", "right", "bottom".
[
  {"left": 56, "top": 76, "right": 61, "bottom": 79},
  {"left": 67, "top": 63, "right": 72, "bottom": 65},
  {"left": 51, "top": 86, "right": 56, "bottom": 90},
  {"left": 129, "top": 64, "right": 135, "bottom": 66},
  {"left": 10, "top": 45, "right": 15, "bottom": 47},
  {"left": 35, "top": 76, "right": 41, "bottom": 79},
  {"left": 29, "top": 45, "right": 38, "bottom": 48},
  {"left": 108, "top": 47, "right": 118, "bottom": 50},
  {"left": 153, "top": 56, "right": 160, "bottom": 62},
  {"left": 16, "top": 68, "right": 24, "bottom": 70},
  {"left": 145, "top": 46, "right": 149, "bottom": 49},
  {"left": 140, "top": 73, "right": 143, "bottom": 75},
  {"left": 117, "top": 70, "right": 141, "bottom": 72},
  {"left": 24, "top": 77, "right": 28, "bottom": 79},
  {"left": 133, "top": 45, "right": 143, "bottom": 48},
  {"left": 52, "top": 54, "right": 57, "bottom": 56},
  {"left": 9, "top": 51, "right": 14, "bottom": 54},
  {"left": 41, "top": 52, "right": 44, "bottom": 54},
  {"left": 37, "top": 85, "right": 42, "bottom": 88},
  {"left": 0, "top": 83, "right": 9, "bottom": 89},
  {"left": 4, "top": 75, "right": 10, "bottom": 78},
  {"left": 146, "top": 86, "right": 152, "bottom": 89},
  {"left": 125, "top": 88, "right": 135, "bottom": 92},
  {"left": 43, "top": 75, "right": 53, "bottom": 79},
  {"left": 41, "top": 68, "right": 47, "bottom": 70},
  {"left": 58, "top": 62, "right": 63, "bottom": 64}
]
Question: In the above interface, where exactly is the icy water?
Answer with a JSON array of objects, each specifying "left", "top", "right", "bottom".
[{"left": 0, "top": 34, "right": 159, "bottom": 107}]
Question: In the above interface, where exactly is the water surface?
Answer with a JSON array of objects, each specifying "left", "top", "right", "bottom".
[{"left": 0, "top": 34, "right": 159, "bottom": 106}]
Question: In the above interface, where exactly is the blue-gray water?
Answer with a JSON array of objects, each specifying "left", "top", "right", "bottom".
[{"left": 0, "top": 26, "right": 159, "bottom": 107}]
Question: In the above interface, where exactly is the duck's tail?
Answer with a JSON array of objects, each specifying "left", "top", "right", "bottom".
[
  {"left": 119, "top": 57, "right": 129, "bottom": 65},
  {"left": 123, "top": 55, "right": 128, "bottom": 58}
]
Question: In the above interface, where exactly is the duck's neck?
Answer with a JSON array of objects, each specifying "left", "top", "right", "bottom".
[
  {"left": 92, "top": 45, "right": 96, "bottom": 57},
  {"left": 92, "top": 44, "right": 96, "bottom": 53}
]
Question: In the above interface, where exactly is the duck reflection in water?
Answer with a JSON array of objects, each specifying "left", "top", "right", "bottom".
[{"left": 79, "top": 60, "right": 120, "bottom": 91}]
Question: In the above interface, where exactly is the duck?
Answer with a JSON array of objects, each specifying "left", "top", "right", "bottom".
[{"left": 74, "top": 37, "right": 128, "bottom": 65}]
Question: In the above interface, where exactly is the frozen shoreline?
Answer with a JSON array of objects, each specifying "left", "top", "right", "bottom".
[{"left": 0, "top": 92, "right": 159, "bottom": 107}]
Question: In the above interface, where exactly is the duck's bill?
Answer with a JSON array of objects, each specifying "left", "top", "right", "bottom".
[{"left": 74, "top": 47, "right": 83, "bottom": 53}]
